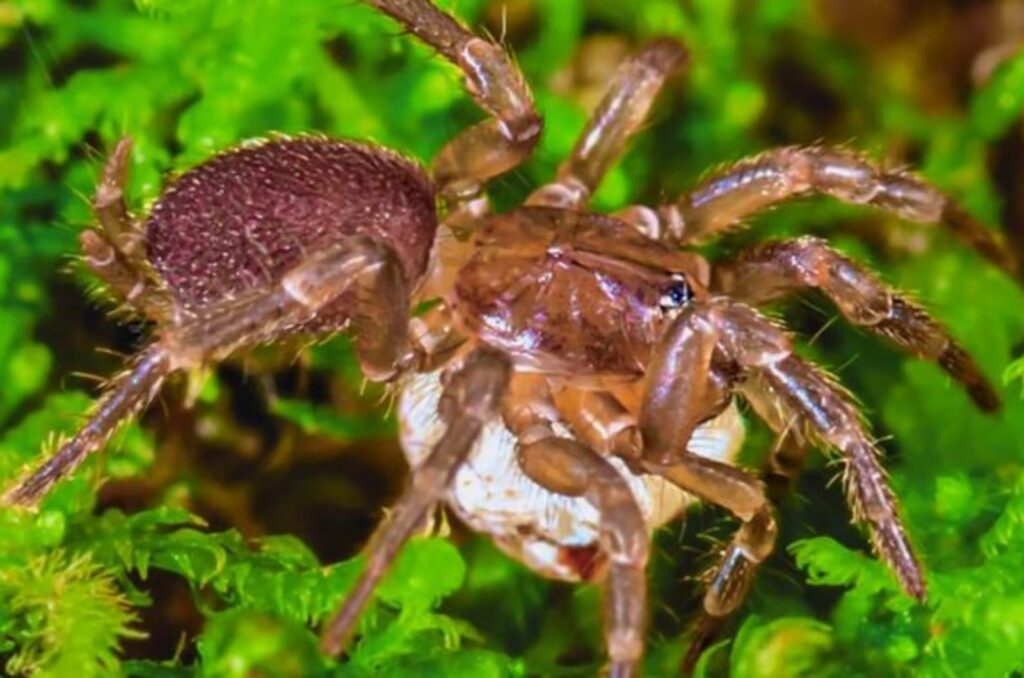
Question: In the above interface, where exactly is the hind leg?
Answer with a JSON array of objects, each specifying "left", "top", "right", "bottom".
[
  {"left": 82, "top": 137, "right": 171, "bottom": 320},
  {"left": 320, "top": 347, "right": 511, "bottom": 655},
  {"left": 3, "top": 236, "right": 414, "bottom": 506}
]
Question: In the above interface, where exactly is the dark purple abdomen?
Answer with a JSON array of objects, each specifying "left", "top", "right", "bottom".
[{"left": 146, "top": 137, "right": 437, "bottom": 315}]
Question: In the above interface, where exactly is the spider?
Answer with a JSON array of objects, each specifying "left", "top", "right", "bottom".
[{"left": 2, "top": 0, "right": 1020, "bottom": 675}]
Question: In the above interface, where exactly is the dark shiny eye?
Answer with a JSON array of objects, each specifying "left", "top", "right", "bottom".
[{"left": 659, "top": 275, "right": 692, "bottom": 310}]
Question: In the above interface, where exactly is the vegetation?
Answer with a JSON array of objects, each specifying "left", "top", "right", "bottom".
[{"left": 1, "top": 0, "right": 1023, "bottom": 675}]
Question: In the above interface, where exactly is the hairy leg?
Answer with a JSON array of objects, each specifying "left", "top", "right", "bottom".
[
  {"left": 707, "top": 301, "right": 926, "bottom": 600},
  {"left": 517, "top": 437, "right": 649, "bottom": 678},
  {"left": 638, "top": 300, "right": 924, "bottom": 666},
  {"left": 527, "top": 39, "right": 687, "bottom": 209},
  {"left": 321, "top": 347, "right": 511, "bottom": 654},
  {"left": 82, "top": 136, "right": 171, "bottom": 320},
  {"left": 735, "top": 371, "right": 816, "bottom": 500},
  {"left": 2, "top": 347, "right": 170, "bottom": 506},
  {"left": 645, "top": 453, "right": 777, "bottom": 675},
  {"left": 680, "top": 504, "right": 778, "bottom": 674},
  {"left": 551, "top": 375, "right": 777, "bottom": 672},
  {"left": 365, "top": 0, "right": 540, "bottom": 226},
  {"left": 500, "top": 374, "right": 649, "bottom": 676},
  {"left": 713, "top": 236, "right": 999, "bottom": 410},
  {"left": 2, "top": 236, "right": 412, "bottom": 507},
  {"left": 636, "top": 310, "right": 779, "bottom": 671},
  {"left": 624, "top": 146, "right": 1019, "bottom": 279}
]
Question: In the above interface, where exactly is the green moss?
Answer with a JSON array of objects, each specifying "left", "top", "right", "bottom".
[{"left": 1, "top": 0, "right": 1023, "bottom": 675}]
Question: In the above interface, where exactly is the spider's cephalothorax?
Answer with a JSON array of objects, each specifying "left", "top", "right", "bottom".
[{"left": 4, "top": 1, "right": 1020, "bottom": 675}]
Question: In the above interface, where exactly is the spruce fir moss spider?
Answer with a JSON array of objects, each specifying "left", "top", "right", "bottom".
[{"left": 3, "top": 0, "right": 1021, "bottom": 675}]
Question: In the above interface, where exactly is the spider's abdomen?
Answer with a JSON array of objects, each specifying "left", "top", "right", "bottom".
[{"left": 145, "top": 136, "right": 437, "bottom": 315}]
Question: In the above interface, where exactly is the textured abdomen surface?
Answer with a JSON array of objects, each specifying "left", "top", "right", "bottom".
[{"left": 145, "top": 137, "right": 437, "bottom": 316}]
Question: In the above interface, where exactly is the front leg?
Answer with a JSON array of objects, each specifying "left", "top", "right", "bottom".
[
  {"left": 639, "top": 301, "right": 924, "bottom": 666},
  {"left": 637, "top": 311, "right": 777, "bottom": 671},
  {"left": 707, "top": 302, "right": 926, "bottom": 600},
  {"left": 643, "top": 453, "right": 777, "bottom": 676},
  {"left": 712, "top": 236, "right": 999, "bottom": 410},
  {"left": 621, "top": 146, "right": 1019, "bottom": 281}
]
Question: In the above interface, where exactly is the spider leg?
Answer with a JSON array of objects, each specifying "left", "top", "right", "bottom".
[
  {"left": 712, "top": 236, "right": 999, "bottom": 410},
  {"left": 551, "top": 386, "right": 644, "bottom": 461},
  {"left": 518, "top": 437, "right": 649, "bottom": 678},
  {"left": 501, "top": 374, "right": 650, "bottom": 677},
  {"left": 637, "top": 301, "right": 924, "bottom": 667},
  {"left": 2, "top": 236, "right": 412, "bottom": 507},
  {"left": 91, "top": 137, "right": 136, "bottom": 252},
  {"left": 83, "top": 136, "right": 171, "bottom": 320},
  {"left": 365, "top": 0, "right": 541, "bottom": 225},
  {"left": 280, "top": 237, "right": 412, "bottom": 381},
  {"left": 642, "top": 450, "right": 777, "bottom": 677},
  {"left": 680, "top": 503, "right": 778, "bottom": 675},
  {"left": 320, "top": 346, "right": 510, "bottom": 655},
  {"left": 635, "top": 310, "right": 778, "bottom": 672},
  {"left": 625, "top": 146, "right": 1020, "bottom": 279},
  {"left": 706, "top": 301, "right": 926, "bottom": 600},
  {"left": 1, "top": 346, "right": 170, "bottom": 506},
  {"left": 527, "top": 39, "right": 687, "bottom": 209}
]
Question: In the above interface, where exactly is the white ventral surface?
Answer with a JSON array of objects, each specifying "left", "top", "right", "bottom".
[{"left": 399, "top": 370, "right": 746, "bottom": 580}]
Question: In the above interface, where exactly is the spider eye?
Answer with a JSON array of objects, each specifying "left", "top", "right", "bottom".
[{"left": 658, "top": 276, "right": 692, "bottom": 310}]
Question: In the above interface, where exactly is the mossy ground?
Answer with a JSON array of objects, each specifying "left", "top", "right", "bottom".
[{"left": 1, "top": 1, "right": 1024, "bottom": 676}]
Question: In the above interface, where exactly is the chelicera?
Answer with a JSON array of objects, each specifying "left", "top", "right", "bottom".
[{"left": 3, "top": 0, "right": 1020, "bottom": 675}]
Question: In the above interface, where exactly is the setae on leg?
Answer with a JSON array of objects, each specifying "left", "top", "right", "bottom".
[
  {"left": 713, "top": 236, "right": 1000, "bottom": 410},
  {"left": 82, "top": 136, "right": 171, "bottom": 320},
  {"left": 527, "top": 38, "right": 687, "bottom": 209},
  {"left": 3, "top": 236, "right": 413, "bottom": 508},
  {"left": 709, "top": 301, "right": 926, "bottom": 600},
  {"left": 2, "top": 347, "right": 170, "bottom": 506},
  {"left": 320, "top": 347, "right": 511, "bottom": 655},
  {"left": 365, "top": 0, "right": 541, "bottom": 223},
  {"left": 622, "top": 145, "right": 1020, "bottom": 281}
]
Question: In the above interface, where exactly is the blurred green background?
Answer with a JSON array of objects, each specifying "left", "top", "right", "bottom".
[{"left": 1, "top": 0, "right": 1024, "bottom": 675}]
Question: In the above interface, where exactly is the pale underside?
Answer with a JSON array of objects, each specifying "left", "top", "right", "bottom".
[{"left": 399, "top": 370, "right": 746, "bottom": 581}]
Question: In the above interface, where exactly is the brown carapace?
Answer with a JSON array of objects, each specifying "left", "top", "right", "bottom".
[{"left": 3, "top": 1, "right": 1020, "bottom": 675}]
